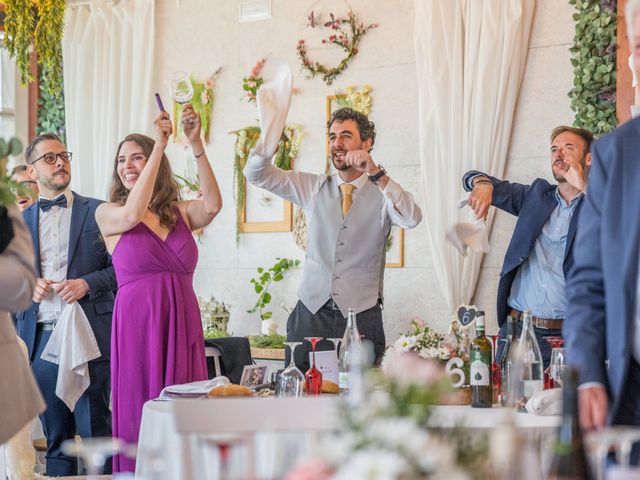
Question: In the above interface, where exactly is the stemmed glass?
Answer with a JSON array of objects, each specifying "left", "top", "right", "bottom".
[
  {"left": 549, "top": 347, "right": 566, "bottom": 388},
  {"left": 170, "top": 71, "right": 194, "bottom": 105},
  {"left": 277, "top": 341, "right": 305, "bottom": 397},
  {"left": 304, "top": 337, "right": 323, "bottom": 396},
  {"left": 327, "top": 338, "right": 342, "bottom": 357},
  {"left": 544, "top": 337, "right": 564, "bottom": 389},
  {"left": 61, "top": 437, "right": 122, "bottom": 479}
]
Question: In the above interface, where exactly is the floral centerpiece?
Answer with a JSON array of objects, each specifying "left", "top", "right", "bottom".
[
  {"left": 382, "top": 319, "right": 469, "bottom": 368},
  {"left": 286, "top": 354, "right": 490, "bottom": 479}
]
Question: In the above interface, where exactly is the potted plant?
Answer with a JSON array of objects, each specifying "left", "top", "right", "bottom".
[{"left": 247, "top": 257, "right": 300, "bottom": 335}]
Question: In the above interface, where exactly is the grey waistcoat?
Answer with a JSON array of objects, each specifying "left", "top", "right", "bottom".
[{"left": 298, "top": 175, "right": 391, "bottom": 317}]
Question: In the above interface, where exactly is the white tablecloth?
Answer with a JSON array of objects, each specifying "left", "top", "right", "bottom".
[
  {"left": 135, "top": 400, "right": 314, "bottom": 480},
  {"left": 135, "top": 398, "right": 559, "bottom": 479}
]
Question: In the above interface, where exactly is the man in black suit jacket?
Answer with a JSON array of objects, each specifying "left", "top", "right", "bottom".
[
  {"left": 462, "top": 125, "right": 592, "bottom": 367},
  {"left": 14, "top": 133, "right": 117, "bottom": 476}
]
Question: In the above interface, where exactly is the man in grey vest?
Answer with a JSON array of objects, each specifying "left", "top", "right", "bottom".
[{"left": 244, "top": 62, "right": 422, "bottom": 370}]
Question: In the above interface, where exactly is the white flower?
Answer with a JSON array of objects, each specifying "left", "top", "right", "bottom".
[
  {"left": 317, "top": 431, "right": 358, "bottom": 465},
  {"left": 333, "top": 448, "right": 410, "bottom": 480}
]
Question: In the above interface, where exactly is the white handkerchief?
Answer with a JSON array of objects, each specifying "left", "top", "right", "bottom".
[
  {"left": 254, "top": 59, "right": 293, "bottom": 158},
  {"left": 40, "top": 301, "right": 101, "bottom": 411},
  {"left": 525, "top": 388, "right": 562, "bottom": 416},
  {"left": 446, "top": 197, "right": 491, "bottom": 256}
]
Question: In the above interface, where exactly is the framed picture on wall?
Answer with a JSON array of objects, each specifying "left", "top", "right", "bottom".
[
  {"left": 239, "top": 181, "right": 293, "bottom": 233},
  {"left": 385, "top": 227, "right": 404, "bottom": 268}
]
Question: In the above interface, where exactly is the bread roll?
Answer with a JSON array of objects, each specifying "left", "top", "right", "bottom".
[
  {"left": 207, "top": 384, "right": 253, "bottom": 397},
  {"left": 321, "top": 380, "right": 339, "bottom": 394}
]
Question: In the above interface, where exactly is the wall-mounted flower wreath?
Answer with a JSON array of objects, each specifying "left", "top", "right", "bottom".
[{"left": 296, "top": 10, "right": 377, "bottom": 86}]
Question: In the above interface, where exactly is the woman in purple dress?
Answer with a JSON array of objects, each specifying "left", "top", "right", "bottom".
[{"left": 96, "top": 104, "right": 222, "bottom": 472}]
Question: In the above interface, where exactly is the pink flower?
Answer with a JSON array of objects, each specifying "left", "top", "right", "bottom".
[
  {"left": 200, "top": 91, "right": 209, "bottom": 104},
  {"left": 285, "top": 458, "right": 332, "bottom": 480},
  {"left": 204, "top": 78, "right": 215, "bottom": 89}
]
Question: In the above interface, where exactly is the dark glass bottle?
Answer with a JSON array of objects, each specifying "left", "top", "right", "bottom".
[
  {"left": 546, "top": 368, "right": 592, "bottom": 480},
  {"left": 500, "top": 315, "right": 517, "bottom": 406},
  {"left": 470, "top": 311, "right": 492, "bottom": 408}
]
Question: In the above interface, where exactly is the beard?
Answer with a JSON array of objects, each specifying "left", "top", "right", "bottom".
[{"left": 39, "top": 170, "right": 70, "bottom": 192}]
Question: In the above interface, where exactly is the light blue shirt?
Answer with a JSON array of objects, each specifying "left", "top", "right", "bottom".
[{"left": 508, "top": 188, "right": 582, "bottom": 319}]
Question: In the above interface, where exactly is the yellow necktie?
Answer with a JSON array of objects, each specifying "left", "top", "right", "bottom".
[{"left": 340, "top": 183, "right": 355, "bottom": 217}]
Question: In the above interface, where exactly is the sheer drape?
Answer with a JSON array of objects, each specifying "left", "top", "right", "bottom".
[
  {"left": 63, "top": 0, "right": 155, "bottom": 200},
  {"left": 414, "top": 0, "right": 535, "bottom": 312}
]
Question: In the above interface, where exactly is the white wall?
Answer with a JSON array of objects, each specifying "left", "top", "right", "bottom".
[{"left": 152, "top": 0, "right": 575, "bottom": 339}]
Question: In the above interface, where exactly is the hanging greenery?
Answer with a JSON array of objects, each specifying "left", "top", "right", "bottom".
[
  {"left": 36, "top": 68, "right": 66, "bottom": 143},
  {"left": 3, "top": 0, "right": 35, "bottom": 86},
  {"left": 231, "top": 124, "right": 303, "bottom": 242},
  {"left": 568, "top": 0, "right": 617, "bottom": 136},
  {"left": 4, "top": 0, "right": 66, "bottom": 95},
  {"left": 297, "top": 10, "right": 378, "bottom": 85}
]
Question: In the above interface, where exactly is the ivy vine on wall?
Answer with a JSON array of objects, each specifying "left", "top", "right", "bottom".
[
  {"left": 36, "top": 69, "right": 66, "bottom": 143},
  {"left": 568, "top": 0, "right": 617, "bottom": 136}
]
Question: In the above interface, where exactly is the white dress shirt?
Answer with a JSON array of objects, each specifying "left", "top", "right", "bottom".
[
  {"left": 37, "top": 189, "right": 73, "bottom": 323},
  {"left": 245, "top": 151, "right": 422, "bottom": 229}
]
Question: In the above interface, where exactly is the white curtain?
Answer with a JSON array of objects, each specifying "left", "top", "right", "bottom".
[
  {"left": 63, "top": 0, "right": 155, "bottom": 200},
  {"left": 414, "top": 0, "right": 535, "bottom": 312}
]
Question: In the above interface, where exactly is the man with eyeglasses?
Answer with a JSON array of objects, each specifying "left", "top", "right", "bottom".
[
  {"left": 14, "top": 133, "right": 117, "bottom": 476},
  {"left": 10, "top": 164, "right": 39, "bottom": 210}
]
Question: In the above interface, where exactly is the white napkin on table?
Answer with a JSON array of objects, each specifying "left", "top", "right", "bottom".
[
  {"left": 254, "top": 59, "right": 293, "bottom": 158},
  {"left": 159, "top": 377, "right": 231, "bottom": 400},
  {"left": 525, "top": 387, "right": 562, "bottom": 416},
  {"left": 446, "top": 197, "right": 491, "bottom": 256},
  {"left": 40, "top": 300, "right": 101, "bottom": 411}
]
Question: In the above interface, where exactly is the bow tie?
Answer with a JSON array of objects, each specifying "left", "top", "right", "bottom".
[{"left": 39, "top": 195, "right": 67, "bottom": 212}]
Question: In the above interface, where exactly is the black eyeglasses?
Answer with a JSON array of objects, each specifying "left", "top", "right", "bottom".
[{"left": 31, "top": 151, "right": 73, "bottom": 166}]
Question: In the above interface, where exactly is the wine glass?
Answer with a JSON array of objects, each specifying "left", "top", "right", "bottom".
[
  {"left": 61, "top": 437, "right": 122, "bottom": 479},
  {"left": 170, "top": 71, "right": 194, "bottom": 105},
  {"left": 277, "top": 342, "right": 305, "bottom": 397},
  {"left": 203, "top": 435, "right": 246, "bottom": 480},
  {"left": 304, "top": 337, "right": 323, "bottom": 396},
  {"left": 549, "top": 347, "right": 566, "bottom": 388},
  {"left": 327, "top": 338, "right": 342, "bottom": 357}
]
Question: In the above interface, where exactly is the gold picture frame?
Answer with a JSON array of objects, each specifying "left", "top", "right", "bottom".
[
  {"left": 239, "top": 182, "right": 293, "bottom": 233},
  {"left": 385, "top": 227, "right": 405, "bottom": 268}
]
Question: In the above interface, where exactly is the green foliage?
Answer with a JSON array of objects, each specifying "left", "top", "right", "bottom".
[
  {"left": 568, "top": 0, "right": 617, "bottom": 136},
  {"left": 34, "top": 0, "right": 65, "bottom": 96},
  {"left": 37, "top": 69, "right": 66, "bottom": 143},
  {"left": 247, "top": 257, "right": 301, "bottom": 321},
  {"left": 4, "top": 0, "right": 35, "bottom": 86},
  {"left": 4, "top": 0, "right": 65, "bottom": 95},
  {"left": 203, "top": 326, "right": 230, "bottom": 340},
  {"left": 248, "top": 332, "right": 287, "bottom": 349},
  {"left": 0, "top": 136, "right": 25, "bottom": 206}
]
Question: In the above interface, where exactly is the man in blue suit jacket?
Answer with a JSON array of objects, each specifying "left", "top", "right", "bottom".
[
  {"left": 564, "top": 1, "right": 640, "bottom": 438},
  {"left": 14, "top": 133, "right": 117, "bottom": 476},
  {"left": 463, "top": 125, "right": 592, "bottom": 367}
]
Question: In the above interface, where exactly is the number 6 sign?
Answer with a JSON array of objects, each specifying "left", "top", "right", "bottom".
[{"left": 445, "top": 357, "right": 466, "bottom": 388}]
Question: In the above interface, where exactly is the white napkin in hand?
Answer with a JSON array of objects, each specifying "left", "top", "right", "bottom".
[
  {"left": 40, "top": 300, "right": 101, "bottom": 411},
  {"left": 525, "top": 388, "right": 562, "bottom": 416},
  {"left": 254, "top": 59, "right": 293, "bottom": 158},
  {"left": 446, "top": 197, "right": 491, "bottom": 256}
]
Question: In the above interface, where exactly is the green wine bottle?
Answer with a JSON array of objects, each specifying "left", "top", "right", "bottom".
[{"left": 470, "top": 311, "right": 492, "bottom": 408}]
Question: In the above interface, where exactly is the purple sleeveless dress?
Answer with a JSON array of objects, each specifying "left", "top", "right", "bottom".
[{"left": 110, "top": 213, "right": 207, "bottom": 473}]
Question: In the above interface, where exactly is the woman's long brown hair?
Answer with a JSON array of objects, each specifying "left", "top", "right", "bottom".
[{"left": 109, "top": 134, "right": 181, "bottom": 229}]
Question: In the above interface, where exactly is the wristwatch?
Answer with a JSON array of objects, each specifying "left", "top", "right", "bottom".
[{"left": 368, "top": 165, "right": 387, "bottom": 184}]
